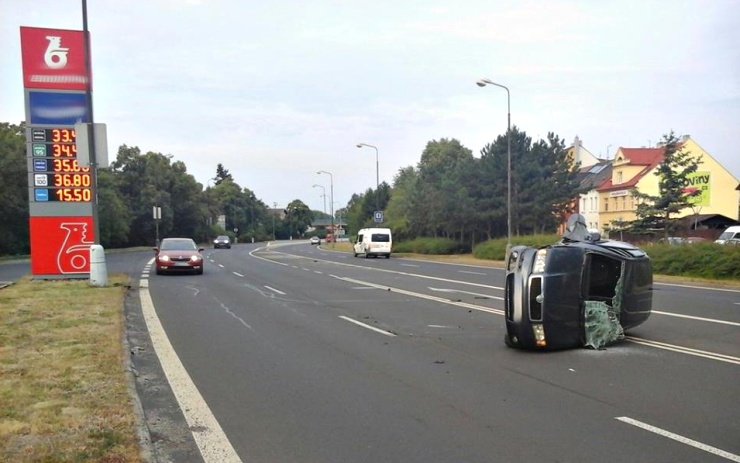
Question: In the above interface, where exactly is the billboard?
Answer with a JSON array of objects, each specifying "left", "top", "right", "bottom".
[
  {"left": 20, "top": 26, "right": 90, "bottom": 91},
  {"left": 684, "top": 171, "right": 711, "bottom": 207}
]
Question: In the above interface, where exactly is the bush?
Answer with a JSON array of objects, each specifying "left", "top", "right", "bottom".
[
  {"left": 473, "top": 234, "right": 561, "bottom": 260},
  {"left": 645, "top": 242, "right": 740, "bottom": 280},
  {"left": 394, "top": 237, "right": 469, "bottom": 254}
]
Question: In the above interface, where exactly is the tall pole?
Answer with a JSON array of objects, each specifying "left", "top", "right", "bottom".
[
  {"left": 317, "top": 171, "right": 334, "bottom": 246},
  {"left": 81, "top": 0, "right": 99, "bottom": 244},
  {"left": 357, "top": 143, "right": 379, "bottom": 212},
  {"left": 476, "top": 79, "right": 512, "bottom": 247}
]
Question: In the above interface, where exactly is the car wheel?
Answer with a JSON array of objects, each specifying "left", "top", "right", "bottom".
[
  {"left": 386, "top": 254, "right": 391, "bottom": 259},
  {"left": 365, "top": 252, "right": 370, "bottom": 259},
  {"left": 353, "top": 253, "right": 358, "bottom": 257},
  {"left": 156, "top": 268, "right": 162, "bottom": 275}
]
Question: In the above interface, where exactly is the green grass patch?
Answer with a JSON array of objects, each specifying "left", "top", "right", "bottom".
[
  {"left": 0, "top": 274, "right": 144, "bottom": 462},
  {"left": 393, "top": 237, "right": 470, "bottom": 254}
]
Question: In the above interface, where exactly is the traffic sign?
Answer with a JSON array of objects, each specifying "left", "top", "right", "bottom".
[{"left": 374, "top": 211, "right": 383, "bottom": 223}]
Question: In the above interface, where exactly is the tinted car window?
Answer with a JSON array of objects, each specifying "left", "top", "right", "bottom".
[{"left": 371, "top": 233, "right": 390, "bottom": 242}]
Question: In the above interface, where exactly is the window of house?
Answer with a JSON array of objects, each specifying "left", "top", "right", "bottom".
[
  {"left": 616, "top": 171, "right": 623, "bottom": 184},
  {"left": 604, "top": 198, "right": 609, "bottom": 212}
]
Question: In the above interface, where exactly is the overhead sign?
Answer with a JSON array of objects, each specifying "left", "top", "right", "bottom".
[{"left": 20, "top": 26, "right": 90, "bottom": 90}]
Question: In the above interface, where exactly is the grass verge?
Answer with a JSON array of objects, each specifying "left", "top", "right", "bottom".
[{"left": 0, "top": 274, "right": 143, "bottom": 463}]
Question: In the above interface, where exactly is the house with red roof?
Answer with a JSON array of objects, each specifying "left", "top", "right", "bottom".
[{"left": 595, "top": 135, "right": 739, "bottom": 237}]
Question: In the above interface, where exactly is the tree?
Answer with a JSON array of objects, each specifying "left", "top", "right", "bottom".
[
  {"left": 0, "top": 122, "right": 29, "bottom": 255},
  {"left": 631, "top": 132, "right": 703, "bottom": 236},
  {"left": 214, "top": 163, "right": 233, "bottom": 185}
]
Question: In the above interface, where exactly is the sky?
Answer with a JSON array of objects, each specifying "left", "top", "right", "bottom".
[{"left": 2, "top": 0, "right": 739, "bottom": 214}]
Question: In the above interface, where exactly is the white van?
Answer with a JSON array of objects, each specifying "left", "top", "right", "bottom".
[
  {"left": 353, "top": 228, "right": 392, "bottom": 258},
  {"left": 714, "top": 225, "right": 740, "bottom": 245}
]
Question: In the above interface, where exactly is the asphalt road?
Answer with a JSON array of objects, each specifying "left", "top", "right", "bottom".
[{"left": 2, "top": 243, "right": 738, "bottom": 462}]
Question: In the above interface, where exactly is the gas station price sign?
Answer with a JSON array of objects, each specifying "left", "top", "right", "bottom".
[{"left": 30, "top": 126, "right": 92, "bottom": 202}]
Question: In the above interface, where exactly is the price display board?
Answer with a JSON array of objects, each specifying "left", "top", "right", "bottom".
[{"left": 29, "top": 127, "right": 93, "bottom": 203}]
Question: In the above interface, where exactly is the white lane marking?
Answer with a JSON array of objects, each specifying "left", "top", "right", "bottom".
[
  {"left": 616, "top": 417, "right": 740, "bottom": 462},
  {"left": 335, "top": 275, "right": 504, "bottom": 316},
  {"left": 339, "top": 316, "right": 396, "bottom": 337},
  {"left": 314, "top": 271, "right": 323, "bottom": 274},
  {"left": 401, "top": 264, "right": 420, "bottom": 268},
  {"left": 655, "top": 282, "right": 740, "bottom": 293},
  {"left": 428, "top": 325, "right": 457, "bottom": 329},
  {"left": 429, "top": 287, "right": 503, "bottom": 301},
  {"left": 264, "top": 285, "right": 286, "bottom": 295},
  {"left": 652, "top": 310, "right": 740, "bottom": 327},
  {"left": 458, "top": 270, "right": 487, "bottom": 276},
  {"left": 219, "top": 264, "right": 225, "bottom": 268},
  {"left": 625, "top": 336, "right": 740, "bottom": 365},
  {"left": 250, "top": 248, "right": 504, "bottom": 291},
  {"left": 233, "top": 272, "right": 244, "bottom": 277},
  {"left": 139, "top": 277, "right": 242, "bottom": 462}
]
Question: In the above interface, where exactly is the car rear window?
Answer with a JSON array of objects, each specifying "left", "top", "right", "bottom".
[{"left": 371, "top": 233, "right": 390, "bottom": 242}]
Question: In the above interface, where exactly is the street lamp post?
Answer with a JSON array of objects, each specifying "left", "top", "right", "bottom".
[
  {"left": 476, "top": 78, "right": 512, "bottom": 247},
  {"left": 317, "top": 170, "right": 334, "bottom": 245},
  {"left": 312, "top": 184, "right": 327, "bottom": 215},
  {"left": 356, "top": 143, "right": 379, "bottom": 212}
]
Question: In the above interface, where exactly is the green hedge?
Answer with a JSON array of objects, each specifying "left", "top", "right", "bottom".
[
  {"left": 473, "top": 234, "right": 561, "bottom": 260},
  {"left": 393, "top": 235, "right": 740, "bottom": 280},
  {"left": 393, "top": 237, "right": 470, "bottom": 254}
]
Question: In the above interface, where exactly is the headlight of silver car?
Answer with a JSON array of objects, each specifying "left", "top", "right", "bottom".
[{"left": 533, "top": 249, "right": 548, "bottom": 273}]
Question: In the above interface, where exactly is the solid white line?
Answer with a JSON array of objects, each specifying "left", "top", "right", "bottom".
[
  {"left": 652, "top": 310, "right": 740, "bottom": 327},
  {"left": 654, "top": 282, "right": 740, "bottom": 293},
  {"left": 616, "top": 417, "right": 740, "bottom": 462},
  {"left": 264, "top": 285, "right": 286, "bottom": 295},
  {"left": 232, "top": 272, "right": 244, "bottom": 277},
  {"left": 429, "top": 287, "right": 503, "bottom": 301},
  {"left": 401, "top": 264, "right": 420, "bottom": 268},
  {"left": 339, "top": 316, "right": 397, "bottom": 337},
  {"left": 458, "top": 270, "right": 487, "bottom": 275},
  {"left": 625, "top": 336, "right": 740, "bottom": 365},
  {"left": 336, "top": 276, "right": 505, "bottom": 316},
  {"left": 139, "top": 283, "right": 242, "bottom": 462}
]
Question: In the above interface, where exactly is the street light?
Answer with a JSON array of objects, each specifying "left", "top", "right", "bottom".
[
  {"left": 317, "top": 170, "right": 334, "bottom": 245},
  {"left": 312, "top": 184, "right": 326, "bottom": 215},
  {"left": 356, "top": 143, "right": 379, "bottom": 212},
  {"left": 476, "top": 78, "right": 512, "bottom": 247}
]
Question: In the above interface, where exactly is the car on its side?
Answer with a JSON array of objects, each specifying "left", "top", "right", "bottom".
[
  {"left": 310, "top": 236, "right": 321, "bottom": 245},
  {"left": 213, "top": 235, "right": 231, "bottom": 249},
  {"left": 154, "top": 238, "right": 205, "bottom": 275},
  {"left": 504, "top": 214, "right": 652, "bottom": 351}
]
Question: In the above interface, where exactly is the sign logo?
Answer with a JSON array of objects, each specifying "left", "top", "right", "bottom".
[
  {"left": 20, "top": 27, "right": 89, "bottom": 90},
  {"left": 44, "top": 36, "right": 69, "bottom": 69}
]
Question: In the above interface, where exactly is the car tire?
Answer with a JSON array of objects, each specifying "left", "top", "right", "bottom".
[
  {"left": 365, "top": 252, "right": 370, "bottom": 259},
  {"left": 353, "top": 253, "right": 358, "bottom": 257}
]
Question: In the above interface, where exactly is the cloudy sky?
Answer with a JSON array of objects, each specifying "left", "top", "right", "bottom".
[{"left": 2, "top": 0, "right": 738, "bottom": 213}]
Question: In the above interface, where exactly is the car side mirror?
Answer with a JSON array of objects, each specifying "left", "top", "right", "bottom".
[
  {"left": 198, "top": 247, "right": 205, "bottom": 252},
  {"left": 153, "top": 247, "right": 159, "bottom": 252}
]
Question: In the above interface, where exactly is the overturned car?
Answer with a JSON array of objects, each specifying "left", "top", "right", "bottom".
[{"left": 504, "top": 214, "right": 653, "bottom": 350}]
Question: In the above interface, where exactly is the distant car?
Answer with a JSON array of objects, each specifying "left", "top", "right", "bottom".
[
  {"left": 310, "top": 236, "right": 320, "bottom": 245},
  {"left": 685, "top": 237, "right": 708, "bottom": 244},
  {"left": 213, "top": 235, "right": 231, "bottom": 249},
  {"left": 154, "top": 238, "right": 204, "bottom": 275},
  {"left": 657, "top": 237, "right": 686, "bottom": 245}
]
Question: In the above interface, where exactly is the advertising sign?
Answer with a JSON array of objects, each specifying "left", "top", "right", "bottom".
[
  {"left": 20, "top": 26, "right": 89, "bottom": 90},
  {"left": 29, "top": 216, "right": 94, "bottom": 275},
  {"left": 28, "top": 91, "right": 89, "bottom": 125},
  {"left": 684, "top": 171, "right": 711, "bottom": 207},
  {"left": 21, "top": 25, "right": 95, "bottom": 278}
]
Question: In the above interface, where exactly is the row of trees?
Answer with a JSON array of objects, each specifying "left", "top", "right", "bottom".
[
  {"left": 0, "top": 122, "right": 316, "bottom": 256},
  {"left": 344, "top": 128, "right": 585, "bottom": 247},
  {"left": 0, "top": 119, "right": 699, "bottom": 257}
]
